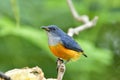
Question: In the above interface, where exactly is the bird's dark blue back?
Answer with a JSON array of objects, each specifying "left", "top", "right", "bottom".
[{"left": 60, "top": 33, "right": 83, "bottom": 52}]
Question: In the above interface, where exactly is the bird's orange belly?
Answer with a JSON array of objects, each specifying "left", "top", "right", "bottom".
[{"left": 49, "top": 43, "right": 81, "bottom": 60}]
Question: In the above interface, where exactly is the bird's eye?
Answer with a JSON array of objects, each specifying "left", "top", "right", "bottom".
[{"left": 51, "top": 27, "right": 56, "bottom": 30}]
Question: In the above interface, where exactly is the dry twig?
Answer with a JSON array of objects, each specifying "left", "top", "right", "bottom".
[{"left": 67, "top": 0, "right": 98, "bottom": 37}]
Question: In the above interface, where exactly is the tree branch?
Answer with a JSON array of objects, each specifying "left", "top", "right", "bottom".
[
  {"left": 67, "top": 0, "right": 98, "bottom": 37},
  {"left": 57, "top": 58, "right": 66, "bottom": 80},
  {"left": 0, "top": 72, "right": 11, "bottom": 80}
]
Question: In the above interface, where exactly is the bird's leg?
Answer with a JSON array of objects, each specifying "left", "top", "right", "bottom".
[
  {"left": 57, "top": 58, "right": 64, "bottom": 63},
  {"left": 56, "top": 58, "right": 64, "bottom": 72}
]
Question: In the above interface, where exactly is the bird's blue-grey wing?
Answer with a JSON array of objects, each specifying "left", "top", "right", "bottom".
[{"left": 61, "top": 35, "right": 83, "bottom": 52}]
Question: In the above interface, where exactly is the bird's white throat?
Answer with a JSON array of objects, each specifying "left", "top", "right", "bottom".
[{"left": 47, "top": 32, "right": 61, "bottom": 46}]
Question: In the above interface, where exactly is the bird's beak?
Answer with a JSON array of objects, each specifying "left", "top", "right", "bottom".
[{"left": 41, "top": 26, "right": 50, "bottom": 31}]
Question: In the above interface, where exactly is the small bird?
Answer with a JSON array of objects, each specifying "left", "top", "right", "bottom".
[{"left": 42, "top": 25, "right": 87, "bottom": 62}]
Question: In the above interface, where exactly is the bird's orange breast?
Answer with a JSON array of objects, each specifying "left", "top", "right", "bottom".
[{"left": 49, "top": 43, "right": 81, "bottom": 60}]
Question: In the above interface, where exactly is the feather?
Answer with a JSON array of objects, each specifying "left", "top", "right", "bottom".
[{"left": 61, "top": 34, "right": 83, "bottom": 52}]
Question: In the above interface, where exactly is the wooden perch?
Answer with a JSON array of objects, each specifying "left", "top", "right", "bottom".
[
  {"left": 0, "top": 65, "right": 66, "bottom": 80},
  {"left": 57, "top": 58, "right": 66, "bottom": 80},
  {"left": 67, "top": 0, "right": 98, "bottom": 37},
  {"left": 0, "top": 67, "right": 57, "bottom": 80}
]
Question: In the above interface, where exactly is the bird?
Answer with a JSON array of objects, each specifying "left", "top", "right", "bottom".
[{"left": 42, "top": 25, "right": 87, "bottom": 62}]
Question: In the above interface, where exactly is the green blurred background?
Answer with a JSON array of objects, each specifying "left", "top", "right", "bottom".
[{"left": 0, "top": 0, "right": 120, "bottom": 80}]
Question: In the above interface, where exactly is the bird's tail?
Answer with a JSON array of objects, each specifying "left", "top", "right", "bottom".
[{"left": 82, "top": 52, "right": 87, "bottom": 57}]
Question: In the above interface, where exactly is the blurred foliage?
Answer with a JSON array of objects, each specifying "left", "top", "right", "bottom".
[{"left": 0, "top": 0, "right": 120, "bottom": 80}]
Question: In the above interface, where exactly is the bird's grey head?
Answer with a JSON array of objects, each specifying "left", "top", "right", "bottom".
[{"left": 41, "top": 25, "right": 65, "bottom": 37}]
